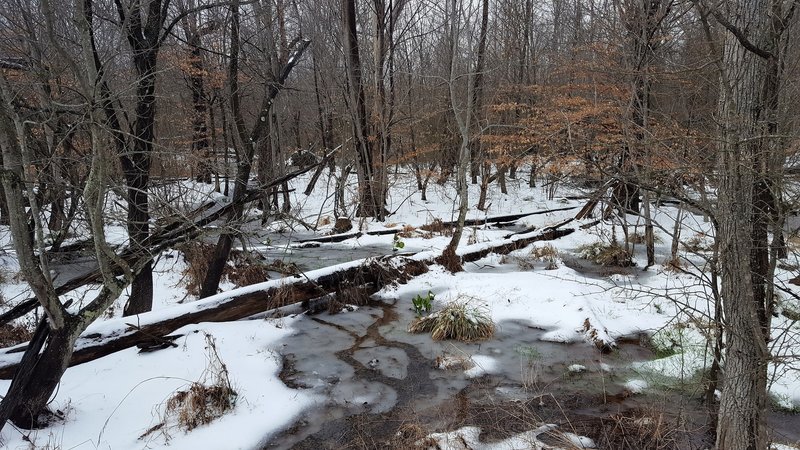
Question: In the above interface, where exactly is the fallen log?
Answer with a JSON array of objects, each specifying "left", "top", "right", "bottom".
[
  {"left": 294, "top": 227, "right": 403, "bottom": 244},
  {"left": 295, "top": 206, "right": 578, "bottom": 244},
  {"left": 0, "top": 257, "right": 428, "bottom": 379},
  {"left": 458, "top": 221, "right": 574, "bottom": 263},
  {"left": 0, "top": 224, "right": 574, "bottom": 378},
  {"left": 426, "top": 206, "right": 578, "bottom": 230}
]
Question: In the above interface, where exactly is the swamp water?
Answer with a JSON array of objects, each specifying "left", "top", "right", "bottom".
[{"left": 259, "top": 296, "right": 699, "bottom": 449}]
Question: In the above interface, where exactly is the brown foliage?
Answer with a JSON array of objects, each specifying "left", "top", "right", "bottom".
[
  {"left": 177, "top": 242, "right": 272, "bottom": 296},
  {"left": 0, "top": 323, "right": 33, "bottom": 347},
  {"left": 420, "top": 218, "right": 452, "bottom": 235}
]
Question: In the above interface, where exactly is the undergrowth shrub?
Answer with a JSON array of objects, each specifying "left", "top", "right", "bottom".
[
  {"left": 530, "top": 244, "right": 559, "bottom": 270},
  {"left": 177, "top": 242, "right": 271, "bottom": 296},
  {"left": 0, "top": 323, "right": 33, "bottom": 347},
  {"left": 420, "top": 218, "right": 452, "bottom": 236}
]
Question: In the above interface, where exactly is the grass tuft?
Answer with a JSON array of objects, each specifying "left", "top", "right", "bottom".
[{"left": 408, "top": 300, "right": 494, "bottom": 342}]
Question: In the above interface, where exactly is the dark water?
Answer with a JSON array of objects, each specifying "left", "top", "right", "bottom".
[{"left": 260, "top": 297, "right": 681, "bottom": 449}]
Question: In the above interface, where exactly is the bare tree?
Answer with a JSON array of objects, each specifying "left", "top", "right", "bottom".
[
  {"left": 342, "top": 0, "right": 386, "bottom": 219},
  {"left": 694, "top": 0, "right": 798, "bottom": 446},
  {"left": 439, "top": 0, "right": 487, "bottom": 271},
  {"left": 198, "top": 0, "right": 310, "bottom": 298}
]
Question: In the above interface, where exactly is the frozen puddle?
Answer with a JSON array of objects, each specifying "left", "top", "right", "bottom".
[{"left": 263, "top": 299, "right": 655, "bottom": 449}]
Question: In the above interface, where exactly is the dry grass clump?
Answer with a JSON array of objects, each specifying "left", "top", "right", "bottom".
[
  {"left": 165, "top": 382, "right": 236, "bottom": 431},
  {"left": 409, "top": 300, "right": 494, "bottom": 342},
  {"left": 142, "top": 334, "right": 236, "bottom": 439},
  {"left": 578, "top": 241, "right": 633, "bottom": 267},
  {"left": 166, "top": 335, "right": 236, "bottom": 432},
  {"left": 531, "top": 244, "right": 559, "bottom": 270}
]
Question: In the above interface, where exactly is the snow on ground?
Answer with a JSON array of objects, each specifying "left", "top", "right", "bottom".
[
  {"left": 0, "top": 319, "right": 316, "bottom": 449},
  {"left": 1, "top": 170, "right": 799, "bottom": 448},
  {"left": 423, "top": 423, "right": 597, "bottom": 450}
]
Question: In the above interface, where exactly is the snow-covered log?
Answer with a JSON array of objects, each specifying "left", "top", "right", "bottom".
[{"left": 0, "top": 223, "right": 575, "bottom": 378}]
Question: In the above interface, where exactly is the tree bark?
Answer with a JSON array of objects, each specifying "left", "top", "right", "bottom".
[{"left": 711, "top": 0, "right": 773, "bottom": 446}]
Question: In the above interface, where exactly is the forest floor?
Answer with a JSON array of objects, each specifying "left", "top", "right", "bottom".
[{"left": 0, "top": 170, "right": 799, "bottom": 449}]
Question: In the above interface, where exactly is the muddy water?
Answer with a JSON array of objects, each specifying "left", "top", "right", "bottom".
[{"left": 262, "top": 298, "right": 669, "bottom": 449}]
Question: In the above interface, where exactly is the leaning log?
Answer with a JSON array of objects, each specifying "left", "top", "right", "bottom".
[
  {"left": 0, "top": 159, "right": 332, "bottom": 327},
  {"left": 0, "top": 224, "right": 574, "bottom": 378},
  {"left": 0, "top": 257, "right": 428, "bottom": 379}
]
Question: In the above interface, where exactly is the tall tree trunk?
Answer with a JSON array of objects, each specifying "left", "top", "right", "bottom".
[
  {"left": 121, "top": 49, "right": 157, "bottom": 316},
  {"left": 115, "top": 0, "right": 174, "bottom": 316},
  {"left": 199, "top": 3, "right": 309, "bottom": 298},
  {"left": 183, "top": 19, "right": 213, "bottom": 184},
  {"left": 342, "top": 0, "right": 382, "bottom": 219},
  {"left": 713, "top": 0, "right": 772, "bottom": 446}
]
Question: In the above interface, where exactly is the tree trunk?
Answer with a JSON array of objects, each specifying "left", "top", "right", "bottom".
[
  {"left": 121, "top": 49, "right": 157, "bottom": 316},
  {"left": 342, "top": 0, "right": 382, "bottom": 219},
  {"left": 4, "top": 319, "right": 78, "bottom": 428},
  {"left": 713, "top": 0, "right": 772, "bottom": 446},
  {"left": 200, "top": 2, "right": 253, "bottom": 298},
  {"left": 185, "top": 24, "right": 212, "bottom": 184},
  {"left": 199, "top": 5, "right": 310, "bottom": 297}
]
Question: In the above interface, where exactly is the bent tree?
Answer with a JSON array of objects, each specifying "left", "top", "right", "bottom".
[{"left": 0, "top": 35, "right": 135, "bottom": 428}]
